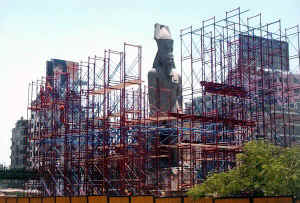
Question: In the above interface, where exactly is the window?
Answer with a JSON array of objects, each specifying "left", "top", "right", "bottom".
[
  {"left": 206, "top": 96, "right": 211, "bottom": 101},
  {"left": 296, "top": 103, "right": 300, "bottom": 111},
  {"left": 294, "top": 78, "right": 300, "bottom": 84},
  {"left": 258, "top": 80, "right": 262, "bottom": 87},
  {"left": 294, "top": 89, "right": 300, "bottom": 94}
]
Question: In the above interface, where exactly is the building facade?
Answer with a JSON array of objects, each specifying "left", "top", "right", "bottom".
[{"left": 10, "top": 117, "right": 29, "bottom": 169}]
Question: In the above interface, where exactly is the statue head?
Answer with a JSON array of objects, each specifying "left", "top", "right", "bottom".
[{"left": 153, "top": 23, "right": 175, "bottom": 75}]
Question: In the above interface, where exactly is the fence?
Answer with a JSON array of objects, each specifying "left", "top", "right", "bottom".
[{"left": 0, "top": 196, "right": 296, "bottom": 203}]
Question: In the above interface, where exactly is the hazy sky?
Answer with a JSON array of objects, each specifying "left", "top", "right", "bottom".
[{"left": 1, "top": 0, "right": 299, "bottom": 166}]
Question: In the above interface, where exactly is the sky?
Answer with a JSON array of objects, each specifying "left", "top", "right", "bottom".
[{"left": 0, "top": 0, "right": 299, "bottom": 166}]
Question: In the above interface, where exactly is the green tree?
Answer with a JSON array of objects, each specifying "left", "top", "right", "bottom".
[{"left": 187, "top": 141, "right": 300, "bottom": 199}]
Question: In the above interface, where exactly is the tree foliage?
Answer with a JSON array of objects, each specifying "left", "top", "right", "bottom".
[
  {"left": 187, "top": 141, "right": 300, "bottom": 198},
  {"left": 0, "top": 168, "right": 39, "bottom": 180}
]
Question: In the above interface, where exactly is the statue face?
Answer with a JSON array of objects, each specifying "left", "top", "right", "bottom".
[{"left": 157, "top": 39, "right": 174, "bottom": 72}]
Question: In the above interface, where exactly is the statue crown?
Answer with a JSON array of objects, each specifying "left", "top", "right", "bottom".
[{"left": 154, "top": 23, "right": 172, "bottom": 40}]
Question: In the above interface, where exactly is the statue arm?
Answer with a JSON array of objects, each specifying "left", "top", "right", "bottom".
[
  {"left": 153, "top": 53, "right": 159, "bottom": 70},
  {"left": 148, "top": 70, "right": 157, "bottom": 115}
]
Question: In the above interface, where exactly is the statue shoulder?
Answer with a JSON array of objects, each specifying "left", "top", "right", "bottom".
[
  {"left": 170, "top": 71, "right": 181, "bottom": 84},
  {"left": 148, "top": 68, "right": 157, "bottom": 75},
  {"left": 170, "top": 70, "right": 181, "bottom": 78}
]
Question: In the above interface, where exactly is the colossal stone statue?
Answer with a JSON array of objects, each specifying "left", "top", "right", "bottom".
[{"left": 148, "top": 23, "right": 182, "bottom": 116}]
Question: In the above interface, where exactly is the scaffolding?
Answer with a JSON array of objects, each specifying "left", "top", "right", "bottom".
[{"left": 26, "top": 8, "right": 300, "bottom": 197}]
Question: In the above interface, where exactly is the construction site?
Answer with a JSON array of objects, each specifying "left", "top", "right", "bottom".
[{"left": 23, "top": 8, "right": 300, "bottom": 197}]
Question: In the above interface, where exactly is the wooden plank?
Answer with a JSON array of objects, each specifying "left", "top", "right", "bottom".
[
  {"left": 88, "top": 196, "right": 107, "bottom": 203},
  {"left": 156, "top": 198, "right": 181, "bottom": 203},
  {"left": 184, "top": 197, "right": 213, "bottom": 203},
  {"left": 56, "top": 197, "right": 70, "bottom": 203},
  {"left": 253, "top": 197, "right": 293, "bottom": 203},
  {"left": 17, "top": 198, "right": 29, "bottom": 203},
  {"left": 6, "top": 198, "right": 16, "bottom": 203},
  {"left": 109, "top": 197, "right": 129, "bottom": 203},
  {"left": 43, "top": 197, "right": 55, "bottom": 203},
  {"left": 91, "top": 79, "right": 142, "bottom": 95},
  {"left": 215, "top": 198, "right": 249, "bottom": 203},
  {"left": 30, "top": 198, "right": 42, "bottom": 203},
  {"left": 159, "top": 143, "right": 241, "bottom": 150},
  {"left": 131, "top": 196, "right": 153, "bottom": 203},
  {"left": 71, "top": 197, "right": 87, "bottom": 203}
]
